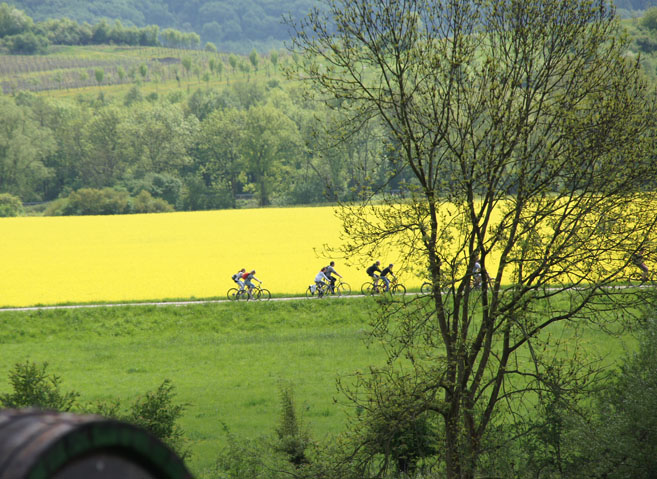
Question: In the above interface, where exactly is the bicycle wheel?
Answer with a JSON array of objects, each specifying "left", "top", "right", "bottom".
[
  {"left": 361, "top": 282, "right": 377, "bottom": 295},
  {"left": 392, "top": 284, "right": 406, "bottom": 295},
  {"left": 227, "top": 288, "right": 238, "bottom": 301},
  {"left": 305, "top": 286, "right": 315, "bottom": 298},
  {"left": 337, "top": 282, "right": 351, "bottom": 296},
  {"left": 258, "top": 288, "right": 271, "bottom": 301},
  {"left": 420, "top": 282, "right": 432, "bottom": 295}
]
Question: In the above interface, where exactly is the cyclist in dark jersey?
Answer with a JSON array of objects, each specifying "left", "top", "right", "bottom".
[
  {"left": 380, "top": 264, "right": 396, "bottom": 292},
  {"left": 366, "top": 261, "right": 382, "bottom": 289},
  {"left": 325, "top": 261, "right": 343, "bottom": 293},
  {"left": 631, "top": 248, "right": 650, "bottom": 282}
]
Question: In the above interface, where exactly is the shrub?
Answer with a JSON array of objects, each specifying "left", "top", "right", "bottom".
[
  {"left": 42, "top": 197, "right": 69, "bottom": 216},
  {"left": 0, "top": 193, "right": 24, "bottom": 217},
  {"left": 567, "top": 318, "right": 657, "bottom": 479},
  {"left": 62, "top": 187, "right": 131, "bottom": 215},
  {"left": 635, "top": 35, "right": 657, "bottom": 53},
  {"left": 4, "top": 31, "right": 49, "bottom": 54},
  {"left": 131, "top": 190, "right": 174, "bottom": 213},
  {"left": 124, "top": 379, "right": 189, "bottom": 459},
  {"left": 273, "top": 385, "right": 311, "bottom": 466},
  {"left": 126, "top": 173, "right": 183, "bottom": 207},
  {"left": 0, "top": 361, "right": 79, "bottom": 411},
  {"left": 640, "top": 7, "right": 657, "bottom": 31}
]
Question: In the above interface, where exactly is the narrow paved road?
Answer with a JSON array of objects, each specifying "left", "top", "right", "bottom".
[{"left": 0, "top": 294, "right": 366, "bottom": 313}]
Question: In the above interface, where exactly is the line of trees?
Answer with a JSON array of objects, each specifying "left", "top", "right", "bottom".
[
  {"left": 8, "top": 0, "right": 322, "bottom": 52},
  {"left": 0, "top": 3, "right": 201, "bottom": 54},
  {"left": 0, "top": 79, "right": 407, "bottom": 214}
]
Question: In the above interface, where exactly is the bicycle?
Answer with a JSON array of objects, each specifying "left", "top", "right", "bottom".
[
  {"left": 306, "top": 281, "right": 330, "bottom": 298},
  {"left": 332, "top": 279, "right": 351, "bottom": 296},
  {"left": 250, "top": 284, "right": 271, "bottom": 301},
  {"left": 361, "top": 277, "right": 406, "bottom": 296},
  {"left": 420, "top": 281, "right": 432, "bottom": 295},
  {"left": 228, "top": 284, "right": 271, "bottom": 301},
  {"left": 227, "top": 287, "right": 250, "bottom": 301}
]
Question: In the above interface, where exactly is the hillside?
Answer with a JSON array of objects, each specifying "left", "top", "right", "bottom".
[{"left": 6, "top": 0, "right": 322, "bottom": 53}]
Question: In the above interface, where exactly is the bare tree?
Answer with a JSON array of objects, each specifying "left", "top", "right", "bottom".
[{"left": 288, "top": 0, "right": 657, "bottom": 477}]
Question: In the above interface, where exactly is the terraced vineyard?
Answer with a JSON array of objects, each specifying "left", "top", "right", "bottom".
[{"left": 0, "top": 45, "right": 283, "bottom": 95}]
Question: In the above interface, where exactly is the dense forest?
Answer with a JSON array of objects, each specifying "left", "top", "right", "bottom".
[
  {"left": 0, "top": 80, "right": 407, "bottom": 213},
  {"left": 6, "top": 0, "right": 322, "bottom": 53},
  {"left": 3, "top": 1, "right": 657, "bottom": 216}
]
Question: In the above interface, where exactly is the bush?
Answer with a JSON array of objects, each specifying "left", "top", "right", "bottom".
[
  {"left": 126, "top": 173, "right": 183, "bottom": 207},
  {"left": 635, "top": 35, "right": 657, "bottom": 53},
  {"left": 131, "top": 190, "right": 174, "bottom": 213},
  {"left": 42, "top": 197, "right": 69, "bottom": 216},
  {"left": 4, "top": 31, "right": 49, "bottom": 54},
  {"left": 0, "top": 361, "right": 79, "bottom": 411},
  {"left": 62, "top": 187, "right": 131, "bottom": 215},
  {"left": 0, "top": 193, "right": 24, "bottom": 217},
  {"left": 567, "top": 318, "right": 657, "bottom": 479},
  {"left": 640, "top": 7, "right": 657, "bottom": 31},
  {"left": 273, "top": 385, "right": 311, "bottom": 466},
  {"left": 124, "top": 379, "right": 189, "bottom": 459}
]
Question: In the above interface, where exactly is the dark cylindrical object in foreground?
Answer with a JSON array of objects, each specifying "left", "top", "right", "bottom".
[{"left": 0, "top": 409, "right": 193, "bottom": 479}]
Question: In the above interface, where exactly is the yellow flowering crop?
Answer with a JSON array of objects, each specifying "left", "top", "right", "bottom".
[{"left": 0, "top": 207, "right": 414, "bottom": 307}]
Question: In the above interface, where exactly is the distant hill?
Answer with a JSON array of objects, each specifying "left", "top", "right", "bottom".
[
  {"left": 6, "top": 0, "right": 321, "bottom": 53},
  {"left": 617, "top": 0, "right": 657, "bottom": 10},
  {"left": 6, "top": 0, "right": 657, "bottom": 53}
]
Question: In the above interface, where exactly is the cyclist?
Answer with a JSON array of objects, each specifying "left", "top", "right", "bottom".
[
  {"left": 380, "top": 263, "right": 396, "bottom": 292},
  {"left": 313, "top": 267, "right": 330, "bottom": 297},
  {"left": 324, "top": 261, "right": 343, "bottom": 293},
  {"left": 242, "top": 270, "right": 262, "bottom": 297},
  {"left": 366, "top": 261, "right": 382, "bottom": 289},
  {"left": 232, "top": 268, "right": 246, "bottom": 291},
  {"left": 472, "top": 258, "right": 482, "bottom": 288},
  {"left": 631, "top": 248, "right": 650, "bottom": 282}
]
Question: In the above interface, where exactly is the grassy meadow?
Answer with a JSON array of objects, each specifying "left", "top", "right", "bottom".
[
  {"left": 0, "top": 206, "right": 425, "bottom": 308},
  {"left": 0, "top": 299, "right": 384, "bottom": 476},
  {"left": 0, "top": 295, "right": 634, "bottom": 477}
]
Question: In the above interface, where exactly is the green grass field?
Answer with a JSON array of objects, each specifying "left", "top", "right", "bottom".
[
  {"left": 0, "top": 295, "right": 636, "bottom": 477},
  {"left": 0, "top": 298, "right": 386, "bottom": 476}
]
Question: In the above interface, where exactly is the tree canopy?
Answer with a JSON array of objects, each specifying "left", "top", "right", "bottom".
[
  {"left": 289, "top": 0, "right": 657, "bottom": 477},
  {"left": 7, "top": 0, "right": 323, "bottom": 52}
]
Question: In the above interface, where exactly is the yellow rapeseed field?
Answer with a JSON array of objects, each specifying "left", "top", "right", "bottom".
[{"left": 0, "top": 207, "right": 411, "bottom": 307}]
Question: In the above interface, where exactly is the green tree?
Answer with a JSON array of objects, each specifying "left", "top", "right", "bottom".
[
  {"left": 0, "top": 2, "right": 33, "bottom": 37},
  {"left": 196, "top": 108, "right": 247, "bottom": 208},
  {"left": 123, "top": 102, "right": 199, "bottom": 175},
  {"left": 138, "top": 62, "right": 148, "bottom": 81},
  {"left": 0, "top": 96, "right": 55, "bottom": 200},
  {"left": 181, "top": 56, "right": 192, "bottom": 77},
  {"left": 94, "top": 67, "right": 104, "bottom": 85},
  {"left": 249, "top": 48, "right": 259, "bottom": 71},
  {"left": 0, "top": 192, "right": 23, "bottom": 216},
  {"left": 273, "top": 384, "right": 311, "bottom": 467},
  {"left": 79, "top": 106, "right": 128, "bottom": 187},
  {"left": 568, "top": 318, "right": 657, "bottom": 479},
  {"left": 0, "top": 361, "right": 79, "bottom": 411},
  {"left": 242, "top": 104, "right": 301, "bottom": 206},
  {"left": 228, "top": 53, "right": 237, "bottom": 72},
  {"left": 640, "top": 7, "right": 657, "bottom": 31},
  {"left": 289, "top": 1, "right": 657, "bottom": 478}
]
